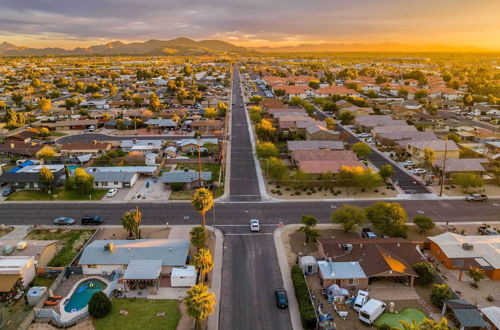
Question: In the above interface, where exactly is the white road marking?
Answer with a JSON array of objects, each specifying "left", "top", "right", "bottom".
[{"left": 224, "top": 233, "right": 273, "bottom": 236}]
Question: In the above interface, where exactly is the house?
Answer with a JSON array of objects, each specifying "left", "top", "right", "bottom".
[
  {"left": 406, "top": 140, "right": 460, "bottom": 162},
  {"left": 354, "top": 115, "right": 407, "bottom": 131},
  {"left": 313, "top": 86, "right": 360, "bottom": 98},
  {"left": 428, "top": 233, "right": 500, "bottom": 280},
  {"left": 161, "top": 169, "right": 212, "bottom": 189},
  {"left": 86, "top": 166, "right": 157, "bottom": 176},
  {"left": 318, "top": 238, "right": 425, "bottom": 288},
  {"left": 485, "top": 141, "right": 500, "bottom": 160},
  {"left": 145, "top": 119, "right": 177, "bottom": 130},
  {"left": 258, "top": 98, "right": 284, "bottom": 110},
  {"left": 87, "top": 171, "right": 139, "bottom": 189},
  {"left": 79, "top": 100, "right": 108, "bottom": 110},
  {"left": 191, "top": 120, "right": 223, "bottom": 133},
  {"left": 104, "top": 118, "right": 132, "bottom": 129},
  {"left": 177, "top": 138, "right": 218, "bottom": 153},
  {"left": 0, "top": 169, "right": 64, "bottom": 190},
  {"left": 339, "top": 106, "right": 374, "bottom": 117},
  {"left": 59, "top": 142, "right": 111, "bottom": 157},
  {"left": 433, "top": 158, "right": 488, "bottom": 177},
  {"left": 34, "top": 119, "right": 99, "bottom": 131},
  {"left": 372, "top": 125, "right": 416, "bottom": 137},
  {"left": 442, "top": 299, "right": 490, "bottom": 329},
  {"left": 0, "top": 142, "right": 44, "bottom": 157},
  {"left": 4, "top": 130, "right": 38, "bottom": 143},
  {"left": 164, "top": 146, "right": 177, "bottom": 158},
  {"left": 292, "top": 150, "right": 363, "bottom": 174},
  {"left": 120, "top": 139, "right": 164, "bottom": 153},
  {"left": 317, "top": 260, "right": 368, "bottom": 289},
  {"left": 0, "top": 240, "right": 57, "bottom": 268},
  {"left": 278, "top": 115, "right": 313, "bottom": 133},
  {"left": 0, "top": 256, "right": 36, "bottom": 296},
  {"left": 78, "top": 239, "right": 190, "bottom": 276},
  {"left": 306, "top": 125, "right": 340, "bottom": 141},
  {"left": 480, "top": 306, "right": 500, "bottom": 330},
  {"left": 287, "top": 141, "right": 344, "bottom": 152},
  {"left": 274, "top": 85, "right": 312, "bottom": 100}
]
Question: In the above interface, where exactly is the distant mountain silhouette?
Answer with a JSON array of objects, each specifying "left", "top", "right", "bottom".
[
  {"left": 0, "top": 37, "right": 249, "bottom": 56},
  {"left": 251, "top": 42, "right": 492, "bottom": 53}
]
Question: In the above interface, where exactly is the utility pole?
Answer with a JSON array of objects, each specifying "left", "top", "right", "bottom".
[
  {"left": 439, "top": 138, "right": 449, "bottom": 197},
  {"left": 196, "top": 134, "right": 202, "bottom": 186}
]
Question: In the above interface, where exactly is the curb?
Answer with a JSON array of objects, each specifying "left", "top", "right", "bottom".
[{"left": 207, "top": 225, "right": 223, "bottom": 330}]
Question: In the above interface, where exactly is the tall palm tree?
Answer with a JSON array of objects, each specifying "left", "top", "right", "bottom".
[
  {"left": 190, "top": 226, "right": 208, "bottom": 251},
  {"left": 191, "top": 188, "right": 213, "bottom": 234},
  {"left": 193, "top": 248, "right": 214, "bottom": 284},
  {"left": 184, "top": 283, "right": 216, "bottom": 330},
  {"left": 121, "top": 206, "right": 142, "bottom": 238}
]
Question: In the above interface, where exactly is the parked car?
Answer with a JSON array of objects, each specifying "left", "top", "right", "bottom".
[
  {"left": 81, "top": 215, "right": 103, "bottom": 225},
  {"left": 361, "top": 228, "right": 377, "bottom": 239},
  {"left": 250, "top": 219, "right": 260, "bottom": 232},
  {"left": 53, "top": 217, "right": 75, "bottom": 226},
  {"left": 274, "top": 288, "right": 288, "bottom": 308},
  {"left": 2, "top": 188, "right": 15, "bottom": 197},
  {"left": 106, "top": 188, "right": 118, "bottom": 197},
  {"left": 359, "top": 299, "right": 386, "bottom": 325},
  {"left": 353, "top": 290, "right": 369, "bottom": 312},
  {"left": 358, "top": 133, "right": 371, "bottom": 138},
  {"left": 478, "top": 225, "right": 498, "bottom": 235},
  {"left": 403, "top": 160, "right": 415, "bottom": 167},
  {"left": 412, "top": 168, "right": 426, "bottom": 175},
  {"left": 465, "top": 194, "right": 488, "bottom": 202}
]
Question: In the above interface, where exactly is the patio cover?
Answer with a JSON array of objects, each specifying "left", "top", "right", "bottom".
[
  {"left": 123, "top": 259, "right": 162, "bottom": 280},
  {"left": 0, "top": 274, "right": 20, "bottom": 292},
  {"left": 446, "top": 299, "right": 490, "bottom": 328}
]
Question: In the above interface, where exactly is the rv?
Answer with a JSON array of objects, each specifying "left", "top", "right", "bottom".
[{"left": 359, "top": 299, "right": 386, "bottom": 325}]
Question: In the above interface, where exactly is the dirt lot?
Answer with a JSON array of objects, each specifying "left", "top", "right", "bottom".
[
  {"left": 437, "top": 183, "right": 500, "bottom": 197},
  {"left": 95, "top": 227, "right": 171, "bottom": 240}
]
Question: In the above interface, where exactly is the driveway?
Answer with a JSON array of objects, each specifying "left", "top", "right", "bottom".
[{"left": 124, "top": 177, "right": 170, "bottom": 201}]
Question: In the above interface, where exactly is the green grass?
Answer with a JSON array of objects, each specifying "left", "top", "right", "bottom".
[
  {"left": 93, "top": 299, "right": 180, "bottom": 330},
  {"left": 49, "top": 131, "right": 68, "bottom": 137},
  {"left": 32, "top": 276, "right": 56, "bottom": 287},
  {"left": 375, "top": 307, "right": 427, "bottom": 329},
  {"left": 6, "top": 188, "right": 107, "bottom": 201},
  {"left": 27, "top": 229, "right": 94, "bottom": 267},
  {"left": 181, "top": 163, "right": 222, "bottom": 182}
]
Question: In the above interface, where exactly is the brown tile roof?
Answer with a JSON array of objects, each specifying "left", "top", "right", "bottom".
[
  {"left": 292, "top": 149, "right": 357, "bottom": 162},
  {"left": 298, "top": 159, "right": 364, "bottom": 174},
  {"left": 60, "top": 142, "right": 110, "bottom": 151},
  {"left": 0, "top": 142, "right": 44, "bottom": 156}
]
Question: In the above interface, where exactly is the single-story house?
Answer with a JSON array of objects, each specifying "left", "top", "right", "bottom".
[
  {"left": 161, "top": 169, "right": 212, "bottom": 189},
  {"left": 317, "top": 260, "right": 368, "bottom": 289},
  {"left": 78, "top": 239, "right": 190, "bottom": 276},
  {"left": 480, "top": 306, "right": 500, "bottom": 330},
  {"left": 287, "top": 140, "right": 344, "bottom": 152},
  {"left": 87, "top": 171, "right": 139, "bottom": 189},
  {"left": 0, "top": 240, "right": 57, "bottom": 268},
  {"left": 176, "top": 138, "right": 218, "bottom": 153},
  {"left": 145, "top": 119, "right": 177, "bottom": 130},
  {"left": 34, "top": 119, "right": 99, "bottom": 131},
  {"left": 0, "top": 170, "right": 64, "bottom": 190},
  {"left": 442, "top": 299, "right": 490, "bottom": 330},
  {"left": 120, "top": 140, "right": 164, "bottom": 153},
  {"left": 306, "top": 125, "right": 340, "bottom": 141},
  {"left": 59, "top": 142, "right": 111, "bottom": 157},
  {"left": 0, "top": 256, "right": 36, "bottom": 295},
  {"left": 0, "top": 142, "right": 44, "bottom": 157},
  {"left": 4, "top": 131, "right": 38, "bottom": 143},
  {"left": 86, "top": 166, "right": 157, "bottom": 176},
  {"left": 406, "top": 140, "right": 460, "bottom": 162},
  {"left": 191, "top": 120, "right": 223, "bottom": 133},
  {"left": 432, "top": 158, "right": 489, "bottom": 176},
  {"left": 339, "top": 106, "right": 374, "bottom": 117}
]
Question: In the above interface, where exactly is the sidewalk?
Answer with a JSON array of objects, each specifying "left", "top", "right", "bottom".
[
  {"left": 1, "top": 225, "right": 30, "bottom": 240},
  {"left": 207, "top": 225, "right": 223, "bottom": 330}
]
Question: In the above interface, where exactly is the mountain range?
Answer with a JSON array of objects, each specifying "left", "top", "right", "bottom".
[{"left": 0, "top": 37, "right": 249, "bottom": 56}]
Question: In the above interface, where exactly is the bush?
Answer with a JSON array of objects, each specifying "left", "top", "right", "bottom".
[
  {"left": 170, "top": 182, "right": 184, "bottom": 192},
  {"left": 88, "top": 292, "right": 111, "bottom": 318},
  {"left": 291, "top": 265, "right": 317, "bottom": 329},
  {"left": 413, "top": 215, "right": 435, "bottom": 234},
  {"left": 413, "top": 262, "right": 436, "bottom": 284},
  {"left": 430, "top": 284, "right": 452, "bottom": 308}
]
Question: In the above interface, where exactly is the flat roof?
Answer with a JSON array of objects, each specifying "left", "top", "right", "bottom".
[{"left": 123, "top": 259, "right": 162, "bottom": 280}]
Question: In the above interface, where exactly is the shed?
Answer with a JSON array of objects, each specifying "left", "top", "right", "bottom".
[
  {"left": 27, "top": 286, "right": 47, "bottom": 306},
  {"left": 171, "top": 266, "right": 196, "bottom": 287},
  {"left": 299, "top": 256, "right": 318, "bottom": 275}
]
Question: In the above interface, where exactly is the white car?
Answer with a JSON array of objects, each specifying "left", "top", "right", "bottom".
[
  {"left": 412, "top": 168, "right": 426, "bottom": 175},
  {"left": 106, "top": 188, "right": 118, "bottom": 197},
  {"left": 358, "top": 133, "right": 371, "bottom": 138},
  {"left": 403, "top": 160, "right": 415, "bottom": 167},
  {"left": 250, "top": 219, "right": 260, "bottom": 232}
]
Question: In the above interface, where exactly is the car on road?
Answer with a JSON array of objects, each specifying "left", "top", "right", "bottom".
[
  {"left": 2, "top": 188, "right": 15, "bottom": 197},
  {"left": 412, "top": 168, "right": 426, "bottom": 175},
  {"left": 106, "top": 188, "right": 118, "bottom": 197},
  {"left": 403, "top": 160, "right": 415, "bottom": 167},
  {"left": 53, "top": 217, "right": 75, "bottom": 226},
  {"left": 250, "top": 219, "right": 260, "bottom": 232},
  {"left": 361, "top": 228, "right": 377, "bottom": 239},
  {"left": 81, "top": 215, "right": 104, "bottom": 225},
  {"left": 477, "top": 225, "right": 498, "bottom": 235},
  {"left": 358, "top": 133, "right": 371, "bottom": 138},
  {"left": 465, "top": 194, "right": 488, "bottom": 202},
  {"left": 274, "top": 288, "right": 288, "bottom": 308}
]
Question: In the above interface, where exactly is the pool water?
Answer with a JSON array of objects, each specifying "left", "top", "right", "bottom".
[
  {"left": 64, "top": 279, "right": 107, "bottom": 313},
  {"left": 67, "top": 165, "right": 79, "bottom": 171}
]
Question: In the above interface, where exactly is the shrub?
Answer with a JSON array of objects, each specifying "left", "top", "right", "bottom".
[
  {"left": 88, "top": 292, "right": 111, "bottom": 318},
  {"left": 430, "top": 284, "right": 452, "bottom": 308},
  {"left": 170, "top": 182, "right": 184, "bottom": 192},
  {"left": 413, "top": 215, "right": 435, "bottom": 234},
  {"left": 291, "top": 265, "right": 317, "bottom": 329},
  {"left": 413, "top": 262, "right": 436, "bottom": 284}
]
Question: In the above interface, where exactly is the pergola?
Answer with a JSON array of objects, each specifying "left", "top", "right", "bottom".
[{"left": 122, "top": 259, "right": 162, "bottom": 291}]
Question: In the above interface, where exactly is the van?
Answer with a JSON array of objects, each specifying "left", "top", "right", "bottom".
[
  {"left": 353, "top": 290, "right": 369, "bottom": 312},
  {"left": 359, "top": 299, "right": 386, "bottom": 325}
]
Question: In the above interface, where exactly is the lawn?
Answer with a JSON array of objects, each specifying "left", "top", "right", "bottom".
[
  {"left": 6, "top": 188, "right": 107, "bottom": 201},
  {"left": 169, "top": 186, "right": 223, "bottom": 200},
  {"left": 93, "top": 299, "right": 180, "bottom": 330},
  {"left": 375, "top": 307, "right": 427, "bottom": 329},
  {"left": 181, "top": 163, "right": 222, "bottom": 182},
  {"left": 32, "top": 276, "right": 56, "bottom": 287},
  {"left": 49, "top": 131, "right": 68, "bottom": 137},
  {"left": 27, "top": 229, "right": 94, "bottom": 266}
]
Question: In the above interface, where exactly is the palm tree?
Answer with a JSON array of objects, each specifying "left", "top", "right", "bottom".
[
  {"left": 191, "top": 188, "right": 214, "bottom": 234},
  {"left": 193, "top": 248, "right": 214, "bottom": 284},
  {"left": 184, "top": 283, "right": 216, "bottom": 330},
  {"left": 190, "top": 226, "right": 208, "bottom": 251},
  {"left": 121, "top": 206, "right": 142, "bottom": 238}
]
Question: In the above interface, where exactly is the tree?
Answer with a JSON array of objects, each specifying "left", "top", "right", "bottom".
[
  {"left": 308, "top": 80, "right": 320, "bottom": 89},
  {"left": 190, "top": 226, "right": 208, "bottom": 251},
  {"left": 203, "top": 107, "right": 219, "bottom": 119},
  {"left": 298, "top": 215, "right": 320, "bottom": 243},
  {"left": 217, "top": 101, "right": 228, "bottom": 116},
  {"left": 38, "top": 127, "right": 50, "bottom": 138},
  {"left": 64, "top": 98, "right": 79, "bottom": 110},
  {"left": 193, "top": 248, "right": 214, "bottom": 284},
  {"left": 398, "top": 88, "right": 409, "bottom": 99},
  {"left": 249, "top": 95, "right": 263, "bottom": 103},
  {"left": 415, "top": 90, "right": 429, "bottom": 100},
  {"left": 412, "top": 262, "right": 436, "bottom": 285},
  {"left": 184, "top": 283, "right": 216, "bottom": 330},
  {"left": 5, "top": 108, "right": 26, "bottom": 129},
  {"left": 255, "top": 119, "right": 276, "bottom": 141},
  {"left": 148, "top": 93, "right": 161, "bottom": 111},
  {"left": 38, "top": 98, "right": 51, "bottom": 113},
  {"left": 452, "top": 172, "right": 483, "bottom": 188},
  {"left": 11, "top": 92, "right": 23, "bottom": 107},
  {"left": 88, "top": 292, "right": 111, "bottom": 318},
  {"left": 256, "top": 142, "right": 279, "bottom": 158},
  {"left": 463, "top": 92, "right": 474, "bottom": 106},
  {"left": 379, "top": 164, "right": 394, "bottom": 182},
  {"left": 36, "top": 147, "right": 56, "bottom": 161},
  {"left": 266, "top": 157, "right": 288, "bottom": 181},
  {"left": 413, "top": 216, "right": 435, "bottom": 234},
  {"left": 274, "top": 89, "right": 285, "bottom": 97},
  {"left": 423, "top": 147, "right": 435, "bottom": 171},
  {"left": 430, "top": 284, "right": 452, "bottom": 307},
  {"left": 339, "top": 111, "right": 355, "bottom": 125},
  {"left": 325, "top": 117, "right": 336, "bottom": 130},
  {"left": 38, "top": 166, "right": 54, "bottom": 192},
  {"left": 446, "top": 133, "right": 461, "bottom": 144},
  {"left": 249, "top": 106, "right": 262, "bottom": 122},
  {"left": 331, "top": 204, "right": 366, "bottom": 232},
  {"left": 352, "top": 142, "right": 372, "bottom": 159},
  {"left": 399, "top": 317, "right": 449, "bottom": 330},
  {"left": 467, "top": 267, "right": 485, "bottom": 287},
  {"left": 121, "top": 206, "right": 142, "bottom": 238},
  {"left": 191, "top": 188, "right": 214, "bottom": 234},
  {"left": 365, "top": 202, "right": 408, "bottom": 237},
  {"left": 73, "top": 168, "right": 94, "bottom": 195}
]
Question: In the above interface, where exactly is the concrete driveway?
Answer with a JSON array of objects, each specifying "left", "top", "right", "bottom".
[{"left": 125, "top": 178, "right": 170, "bottom": 201}]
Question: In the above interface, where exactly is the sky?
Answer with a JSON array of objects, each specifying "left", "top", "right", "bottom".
[{"left": 0, "top": 0, "right": 499, "bottom": 49}]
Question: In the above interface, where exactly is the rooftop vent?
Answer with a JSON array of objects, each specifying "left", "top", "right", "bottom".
[
  {"left": 462, "top": 243, "right": 473, "bottom": 251},
  {"left": 342, "top": 244, "right": 353, "bottom": 252},
  {"left": 104, "top": 243, "right": 114, "bottom": 252}
]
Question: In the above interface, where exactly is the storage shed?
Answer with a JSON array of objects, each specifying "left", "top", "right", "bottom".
[
  {"left": 299, "top": 256, "right": 318, "bottom": 274},
  {"left": 171, "top": 266, "right": 196, "bottom": 287}
]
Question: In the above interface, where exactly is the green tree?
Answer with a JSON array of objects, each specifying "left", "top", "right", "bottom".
[
  {"left": 274, "top": 89, "right": 285, "bottom": 97},
  {"left": 298, "top": 215, "right": 320, "bottom": 243},
  {"left": 190, "top": 226, "right": 208, "bottom": 251},
  {"left": 73, "top": 168, "right": 94, "bottom": 195},
  {"left": 463, "top": 92, "right": 474, "bottom": 106},
  {"left": 430, "top": 284, "right": 452, "bottom": 308},
  {"left": 423, "top": 147, "right": 436, "bottom": 171},
  {"left": 325, "top": 117, "right": 336, "bottom": 130},
  {"left": 217, "top": 101, "right": 228, "bottom": 116},
  {"left": 249, "top": 106, "right": 262, "bottom": 123},
  {"left": 256, "top": 142, "right": 279, "bottom": 158},
  {"left": 11, "top": 92, "right": 23, "bottom": 107},
  {"left": 331, "top": 204, "right": 366, "bottom": 232},
  {"left": 266, "top": 157, "right": 288, "bottom": 181},
  {"left": 148, "top": 93, "right": 161, "bottom": 111},
  {"left": 452, "top": 172, "right": 483, "bottom": 188},
  {"left": 308, "top": 80, "right": 320, "bottom": 89},
  {"left": 88, "top": 292, "right": 111, "bottom": 318},
  {"left": 365, "top": 202, "right": 408, "bottom": 237},
  {"left": 38, "top": 166, "right": 54, "bottom": 192},
  {"left": 446, "top": 133, "right": 461, "bottom": 144},
  {"left": 399, "top": 317, "right": 449, "bottom": 330},
  {"left": 184, "top": 283, "right": 216, "bottom": 330},
  {"left": 415, "top": 90, "right": 429, "bottom": 100},
  {"left": 339, "top": 111, "right": 355, "bottom": 125},
  {"left": 413, "top": 215, "right": 435, "bottom": 234},
  {"left": 352, "top": 142, "right": 372, "bottom": 159},
  {"left": 193, "top": 248, "right": 214, "bottom": 284},
  {"left": 249, "top": 95, "right": 263, "bottom": 103},
  {"left": 131, "top": 94, "right": 144, "bottom": 108},
  {"left": 467, "top": 266, "right": 485, "bottom": 287},
  {"left": 398, "top": 88, "right": 409, "bottom": 99},
  {"left": 379, "top": 164, "right": 394, "bottom": 182},
  {"left": 64, "top": 98, "right": 79, "bottom": 110},
  {"left": 121, "top": 206, "right": 142, "bottom": 238},
  {"left": 191, "top": 188, "right": 214, "bottom": 234},
  {"left": 412, "top": 262, "right": 436, "bottom": 285},
  {"left": 255, "top": 119, "right": 276, "bottom": 141}
]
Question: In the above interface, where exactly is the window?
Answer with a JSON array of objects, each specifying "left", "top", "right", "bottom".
[
  {"left": 102, "top": 182, "right": 108, "bottom": 187},
  {"left": 348, "top": 278, "right": 359, "bottom": 285},
  {"left": 114, "top": 182, "right": 119, "bottom": 185},
  {"left": 452, "top": 259, "right": 464, "bottom": 267}
]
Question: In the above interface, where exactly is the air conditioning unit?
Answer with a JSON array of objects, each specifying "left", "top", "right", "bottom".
[
  {"left": 342, "top": 244, "right": 353, "bottom": 252},
  {"left": 462, "top": 243, "right": 473, "bottom": 251}
]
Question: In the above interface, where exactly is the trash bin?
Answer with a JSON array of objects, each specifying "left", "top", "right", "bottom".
[{"left": 153, "top": 178, "right": 157, "bottom": 184}]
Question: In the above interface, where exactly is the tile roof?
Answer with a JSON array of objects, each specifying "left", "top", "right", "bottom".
[
  {"left": 287, "top": 140, "right": 345, "bottom": 151},
  {"left": 161, "top": 170, "right": 212, "bottom": 183}
]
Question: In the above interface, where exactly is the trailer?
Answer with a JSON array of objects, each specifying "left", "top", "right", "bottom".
[{"left": 333, "top": 296, "right": 349, "bottom": 320}]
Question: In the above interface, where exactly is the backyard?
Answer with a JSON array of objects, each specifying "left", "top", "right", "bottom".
[
  {"left": 93, "top": 299, "right": 181, "bottom": 330},
  {"left": 6, "top": 188, "right": 107, "bottom": 201},
  {"left": 27, "top": 229, "right": 94, "bottom": 266}
]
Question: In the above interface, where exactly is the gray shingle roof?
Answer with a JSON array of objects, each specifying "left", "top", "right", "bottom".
[
  {"left": 79, "top": 239, "right": 189, "bottom": 267},
  {"left": 87, "top": 171, "right": 136, "bottom": 183},
  {"left": 161, "top": 170, "right": 212, "bottom": 183}
]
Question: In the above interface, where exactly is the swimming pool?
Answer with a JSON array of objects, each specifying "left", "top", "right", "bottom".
[
  {"left": 67, "top": 165, "right": 79, "bottom": 171},
  {"left": 64, "top": 279, "right": 107, "bottom": 313}
]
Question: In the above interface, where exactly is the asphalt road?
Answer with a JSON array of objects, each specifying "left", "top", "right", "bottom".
[{"left": 57, "top": 133, "right": 215, "bottom": 144}]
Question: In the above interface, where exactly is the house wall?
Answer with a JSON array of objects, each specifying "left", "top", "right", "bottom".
[
  {"left": 94, "top": 181, "right": 124, "bottom": 189},
  {"left": 21, "top": 259, "right": 37, "bottom": 288},
  {"left": 306, "top": 130, "right": 339, "bottom": 141},
  {"left": 82, "top": 264, "right": 124, "bottom": 275},
  {"left": 320, "top": 276, "right": 369, "bottom": 289},
  {"left": 38, "top": 243, "right": 57, "bottom": 268}
]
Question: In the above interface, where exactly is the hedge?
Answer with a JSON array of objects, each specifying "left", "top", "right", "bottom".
[{"left": 291, "top": 265, "right": 317, "bottom": 329}]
